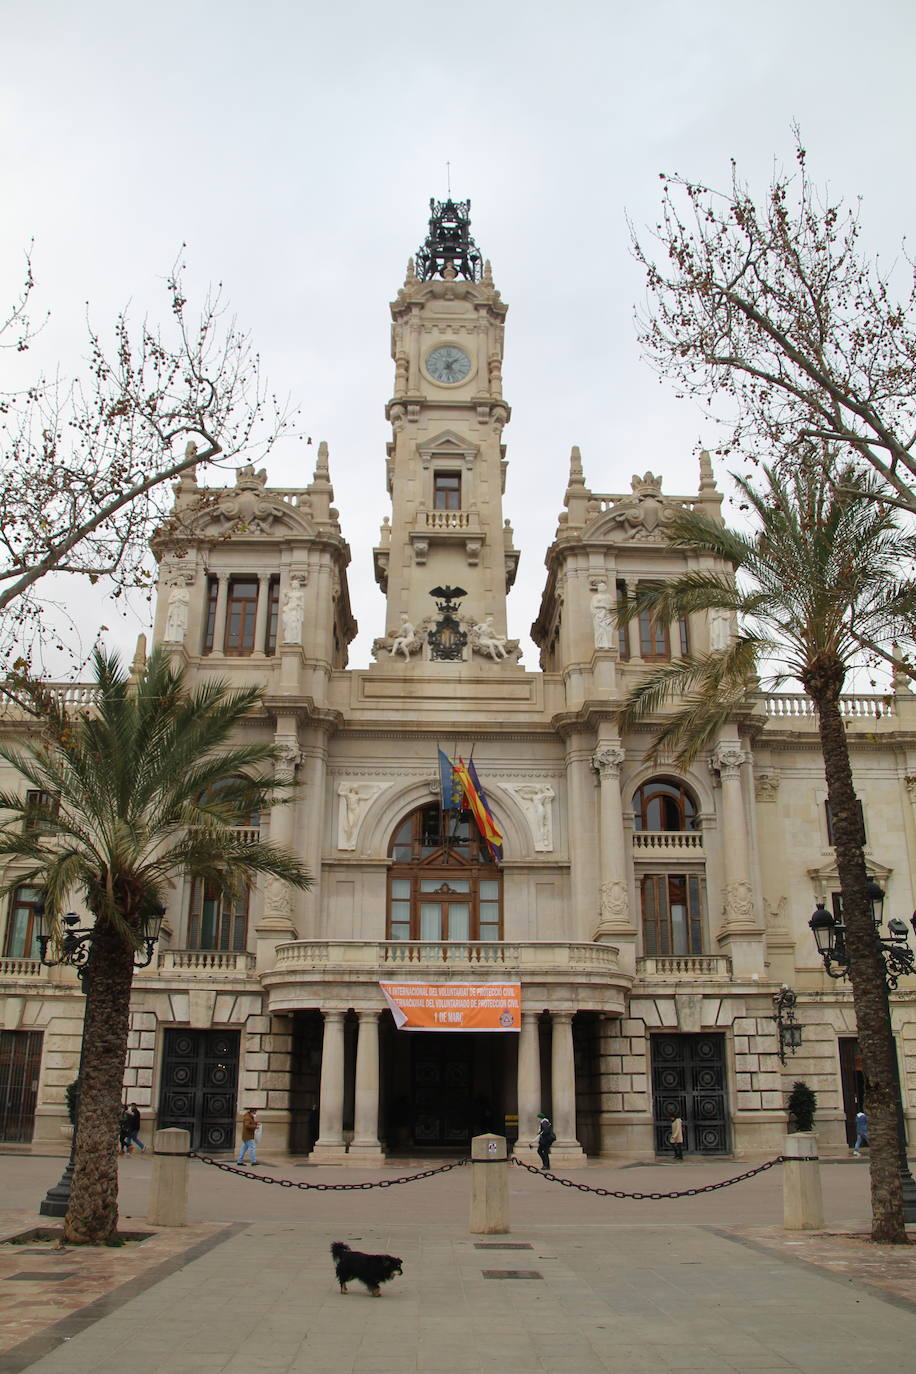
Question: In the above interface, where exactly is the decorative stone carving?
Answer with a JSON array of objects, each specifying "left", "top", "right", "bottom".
[
  {"left": 764, "top": 896, "right": 788, "bottom": 929},
  {"left": 509, "top": 783, "right": 556, "bottom": 851},
  {"left": 589, "top": 578, "right": 615, "bottom": 650},
  {"left": 709, "top": 608, "right": 732, "bottom": 652},
  {"left": 600, "top": 472, "right": 681, "bottom": 543},
  {"left": 600, "top": 880, "right": 630, "bottom": 919},
  {"left": 263, "top": 875, "right": 293, "bottom": 917},
  {"left": 723, "top": 880, "right": 756, "bottom": 923},
  {"left": 281, "top": 576, "right": 306, "bottom": 644},
  {"left": 337, "top": 782, "right": 384, "bottom": 850},
  {"left": 470, "top": 615, "right": 507, "bottom": 661},
  {"left": 163, "top": 573, "right": 194, "bottom": 642},
  {"left": 755, "top": 772, "right": 781, "bottom": 802},
  {"left": 592, "top": 746, "right": 626, "bottom": 779}
]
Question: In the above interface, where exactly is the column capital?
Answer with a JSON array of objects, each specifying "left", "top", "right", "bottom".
[
  {"left": 592, "top": 745, "right": 626, "bottom": 779},
  {"left": 322, "top": 1008, "right": 346, "bottom": 1024},
  {"left": 551, "top": 1010, "right": 573, "bottom": 1026},
  {"left": 273, "top": 739, "right": 302, "bottom": 783},
  {"left": 710, "top": 744, "right": 746, "bottom": 779}
]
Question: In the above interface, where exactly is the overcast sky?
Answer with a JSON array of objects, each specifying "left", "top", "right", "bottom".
[{"left": 3, "top": 0, "right": 915, "bottom": 674}]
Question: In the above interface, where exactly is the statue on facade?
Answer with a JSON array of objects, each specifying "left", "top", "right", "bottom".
[
  {"left": 338, "top": 781, "right": 383, "bottom": 849},
  {"left": 164, "top": 576, "right": 192, "bottom": 642},
  {"left": 514, "top": 783, "right": 556, "bottom": 851},
  {"left": 471, "top": 615, "right": 508, "bottom": 661},
  {"left": 590, "top": 579, "right": 615, "bottom": 650},
  {"left": 281, "top": 578, "right": 306, "bottom": 644},
  {"left": 709, "top": 607, "right": 732, "bottom": 652},
  {"left": 390, "top": 614, "right": 420, "bottom": 660}
]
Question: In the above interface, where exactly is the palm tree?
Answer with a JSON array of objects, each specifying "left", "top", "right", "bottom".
[
  {"left": 617, "top": 460, "right": 916, "bottom": 1243},
  {"left": 0, "top": 649, "right": 311, "bottom": 1245}
]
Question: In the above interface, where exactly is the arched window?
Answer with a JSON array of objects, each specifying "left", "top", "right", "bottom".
[
  {"left": 632, "top": 779, "right": 699, "bottom": 832},
  {"left": 388, "top": 804, "right": 501, "bottom": 943}
]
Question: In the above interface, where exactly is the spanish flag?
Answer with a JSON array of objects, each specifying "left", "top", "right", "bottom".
[{"left": 454, "top": 756, "right": 503, "bottom": 861}]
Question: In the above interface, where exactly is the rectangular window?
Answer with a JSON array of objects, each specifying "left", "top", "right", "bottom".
[
  {"left": 617, "top": 585, "right": 629, "bottom": 660},
  {"left": 638, "top": 606, "right": 670, "bottom": 660},
  {"left": 641, "top": 875, "right": 704, "bottom": 956},
  {"left": 188, "top": 881, "right": 249, "bottom": 951},
  {"left": 679, "top": 616, "right": 690, "bottom": 656},
  {"left": 203, "top": 578, "right": 218, "bottom": 653},
  {"left": 433, "top": 471, "right": 462, "bottom": 511},
  {"left": 825, "top": 799, "right": 866, "bottom": 847},
  {"left": 24, "top": 790, "right": 58, "bottom": 834},
  {"left": 225, "top": 579, "right": 259, "bottom": 656},
  {"left": 4, "top": 885, "right": 42, "bottom": 958},
  {"left": 390, "top": 879, "right": 411, "bottom": 941},
  {"left": 265, "top": 577, "right": 280, "bottom": 654}
]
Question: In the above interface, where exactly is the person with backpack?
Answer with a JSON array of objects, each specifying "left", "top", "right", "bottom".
[{"left": 533, "top": 1113, "right": 555, "bottom": 1170}]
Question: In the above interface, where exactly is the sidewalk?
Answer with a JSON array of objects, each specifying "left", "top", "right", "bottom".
[{"left": 1, "top": 1152, "right": 914, "bottom": 1373}]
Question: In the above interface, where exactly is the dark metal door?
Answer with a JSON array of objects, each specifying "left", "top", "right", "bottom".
[
  {"left": 158, "top": 1029, "right": 240, "bottom": 1151},
  {"left": 651, "top": 1033, "right": 729, "bottom": 1154},
  {"left": 0, "top": 1030, "right": 43, "bottom": 1142},
  {"left": 411, "top": 1036, "right": 472, "bottom": 1146}
]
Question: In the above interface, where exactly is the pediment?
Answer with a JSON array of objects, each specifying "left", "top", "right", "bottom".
[
  {"left": 583, "top": 471, "right": 688, "bottom": 544},
  {"left": 417, "top": 430, "right": 479, "bottom": 468},
  {"left": 185, "top": 485, "right": 317, "bottom": 539}
]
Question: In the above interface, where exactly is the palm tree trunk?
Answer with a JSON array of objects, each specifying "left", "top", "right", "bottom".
[
  {"left": 813, "top": 680, "right": 907, "bottom": 1244},
  {"left": 62, "top": 920, "right": 135, "bottom": 1245}
]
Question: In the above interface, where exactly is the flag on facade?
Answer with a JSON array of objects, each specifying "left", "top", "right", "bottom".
[
  {"left": 438, "top": 748, "right": 463, "bottom": 812},
  {"left": 454, "top": 756, "right": 503, "bottom": 861}
]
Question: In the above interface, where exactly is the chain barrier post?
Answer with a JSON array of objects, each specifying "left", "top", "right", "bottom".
[
  {"left": 470, "top": 1133, "right": 509, "bottom": 1234},
  {"left": 782, "top": 1132, "right": 824, "bottom": 1230},
  {"left": 148, "top": 1128, "right": 191, "bottom": 1226}
]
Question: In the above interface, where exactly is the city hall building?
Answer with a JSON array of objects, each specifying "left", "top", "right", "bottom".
[{"left": 3, "top": 201, "right": 916, "bottom": 1165}]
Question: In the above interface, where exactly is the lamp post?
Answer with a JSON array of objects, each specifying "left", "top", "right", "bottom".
[
  {"left": 808, "top": 881, "right": 916, "bottom": 1222},
  {"left": 35, "top": 901, "right": 166, "bottom": 1218}
]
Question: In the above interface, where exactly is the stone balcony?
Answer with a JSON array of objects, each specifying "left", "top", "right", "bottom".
[
  {"left": 155, "top": 949, "right": 257, "bottom": 977},
  {"left": 0, "top": 956, "right": 46, "bottom": 981},
  {"left": 263, "top": 939, "right": 632, "bottom": 1015},
  {"left": 636, "top": 955, "right": 732, "bottom": 979},
  {"left": 632, "top": 832, "right": 703, "bottom": 856}
]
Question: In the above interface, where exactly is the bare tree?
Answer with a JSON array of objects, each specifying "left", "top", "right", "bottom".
[
  {"left": 0, "top": 253, "right": 291, "bottom": 666},
  {"left": 630, "top": 136, "right": 916, "bottom": 516}
]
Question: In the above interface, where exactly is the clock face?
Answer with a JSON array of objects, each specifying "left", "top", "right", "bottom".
[{"left": 426, "top": 345, "right": 472, "bottom": 384}]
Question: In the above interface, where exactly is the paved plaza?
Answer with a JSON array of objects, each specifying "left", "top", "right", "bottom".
[{"left": 1, "top": 1151, "right": 915, "bottom": 1373}]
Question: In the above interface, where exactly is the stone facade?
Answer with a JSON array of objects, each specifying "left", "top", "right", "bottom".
[{"left": 2, "top": 200, "right": 916, "bottom": 1163}]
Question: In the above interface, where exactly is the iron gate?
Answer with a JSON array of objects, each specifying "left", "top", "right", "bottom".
[
  {"left": 651, "top": 1033, "right": 729, "bottom": 1154},
  {"left": 158, "top": 1029, "right": 240, "bottom": 1151},
  {"left": 0, "top": 1030, "right": 43, "bottom": 1142}
]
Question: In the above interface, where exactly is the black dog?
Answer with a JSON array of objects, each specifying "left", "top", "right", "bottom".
[{"left": 330, "top": 1241, "right": 403, "bottom": 1296}]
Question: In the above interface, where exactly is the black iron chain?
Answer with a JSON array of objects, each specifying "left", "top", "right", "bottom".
[
  {"left": 188, "top": 1152, "right": 468, "bottom": 1190},
  {"left": 509, "top": 1153, "right": 788, "bottom": 1199}
]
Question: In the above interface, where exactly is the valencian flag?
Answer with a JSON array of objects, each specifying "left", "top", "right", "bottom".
[
  {"left": 438, "top": 748, "right": 463, "bottom": 812},
  {"left": 454, "top": 756, "right": 503, "bottom": 861}
]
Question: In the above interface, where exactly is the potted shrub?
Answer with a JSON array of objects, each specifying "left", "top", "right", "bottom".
[{"left": 787, "top": 1080, "right": 817, "bottom": 1133}]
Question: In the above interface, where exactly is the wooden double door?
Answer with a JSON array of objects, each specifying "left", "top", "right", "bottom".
[
  {"left": 158, "top": 1029, "right": 240, "bottom": 1151},
  {"left": 651, "top": 1033, "right": 730, "bottom": 1154},
  {"left": 0, "top": 1031, "right": 43, "bottom": 1142}
]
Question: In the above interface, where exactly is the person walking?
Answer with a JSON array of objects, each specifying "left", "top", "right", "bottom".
[
  {"left": 118, "top": 1105, "right": 132, "bottom": 1155},
  {"left": 237, "top": 1106, "right": 259, "bottom": 1166},
  {"left": 854, "top": 1107, "right": 869, "bottom": 1157},
  {"left": 668, "top": 1108, "right": 685, "bottom": 1161},
  {"left": 124, "top": 1103, "right": 145, "bottom": 1153},
  {"left": 533, "top": 1113, "right": 555, "bottom": 1170}
]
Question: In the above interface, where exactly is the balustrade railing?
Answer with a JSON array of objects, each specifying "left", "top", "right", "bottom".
[
  {"left": 632, "top": 831, "right": 703, "bottom": 853},
  {"left": 157, "top": 949, "right": 256, "bottom": 974},
  {"left": 420, "top": 509, "right": 471, "bottom": 530},
  {"left": 758, "top": 692, "right": 895, "bottom": 720},
  {"left": 273, "top": 939, "right": 623, "bottom": 974},
  {"left": 637, "top": 955, "right": 732, "bottom": 977},
  {"left": 0, "top": 956, "right": 45, "bottom": 978}
]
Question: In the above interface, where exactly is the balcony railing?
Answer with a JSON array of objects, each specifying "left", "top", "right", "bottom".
[
  {"left": 272, "top": 939, "right": 623, "bottom": 975},
  {"left": 636, "top": 955, "right": 732, "bottom": 977},
  {"left": 421, "top": 509, "right": 471, "bottom": 530},
  {"left": 633, "top": 832, "right": 703, "bottom": 854},
  {"left": 157, "top": 949, "right": 256, "bottom": 974},
  {"left": 758, "top": 692, "right": 895, "bottom": 720},
  {"left": 0, "top": 956, "right": 45, "bottom": 979}
]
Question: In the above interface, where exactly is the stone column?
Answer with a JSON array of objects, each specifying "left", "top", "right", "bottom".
[
  {"left": 550, "top": 1012, "right": 586, "bottom": 1166},
  {"left": 624, "top": 577, "right": 642, "bottom": 664},
  {"left": 349, "top": 1011, "right": 385, "bottom": 1164},
  {"left": 252, "top": 573, "right": 272, "bottom": 656},
  {"left": 591, "top": 744, "right": 636, "bottom": 968},
  {"left": 517, "top": 1012, "right": 541, "bottom": 1150},
  {"left": 254, "top": 719, "right": 301, "bottom": 967},
  {"left": 211, "top": 574, "right": 229, "bottom": 654},
  {"left": 311, "top": 1009, "right": 347, "bottom": 1162},
  {"left": 711, "top": 742, "right": 765, "bottom": 977},
  {"left": 565, "top": 734, "right": 598, "bottom": 942}
]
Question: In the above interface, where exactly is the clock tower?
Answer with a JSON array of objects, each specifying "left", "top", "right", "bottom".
[{"left": 372, "top": 199, "right": 520, "bottom": 661}]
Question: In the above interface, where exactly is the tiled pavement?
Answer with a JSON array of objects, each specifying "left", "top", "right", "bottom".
[{"left": 1, "top": 1152, "right": 915, "bottom": 1373}]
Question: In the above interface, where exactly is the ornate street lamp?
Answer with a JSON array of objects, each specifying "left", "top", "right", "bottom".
[
  {"left": 808, "top": 882, "right": 916, "bottom": 1222},
  {"left": 772, "top": 985, "right": 804, "bottom": 1065},
  {"left": 35, "top": 899, "right": 166, "bottom": 1217}
]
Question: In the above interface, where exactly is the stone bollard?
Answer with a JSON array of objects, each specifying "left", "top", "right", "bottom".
[
  {"left": 783, "top": 1131, "right": 824, "bottom": 1230},
  {"left": 147, "top": 1128, "right": 191, "bottom": 1227},
  {"left": 469, "top": 1132, "right": 510, "bottom": 1235}
]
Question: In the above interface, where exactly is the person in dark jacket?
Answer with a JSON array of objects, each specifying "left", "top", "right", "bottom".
[
  {"left": 118, "top": 1106, "right": 132, "bottom": 1154},
  {"left": 124, "top": 1103, "right": 145, "bottom": 1153},
  {"left": 533, "top": 1113, "right": 554, "bottom": 1170}
]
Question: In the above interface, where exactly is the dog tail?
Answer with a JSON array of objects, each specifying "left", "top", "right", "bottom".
[{"left": 330, "top": 1242, "right": 350, "bottom": 1260}]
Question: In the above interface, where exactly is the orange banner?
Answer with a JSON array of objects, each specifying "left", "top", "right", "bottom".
[{"left": 379, "top": 982, "right": 521, "bottom": 1032}]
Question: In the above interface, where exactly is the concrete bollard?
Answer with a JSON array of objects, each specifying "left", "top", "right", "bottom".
[
  {"left": 469, "top": 1132, "right": 510, "bottom": 1235},
  {"left": 783, "top": 1131, "right": 824, "bottom": 1230},
  {"left": 147, "top": 1128, "right": 191, "bottom": 1227}
]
